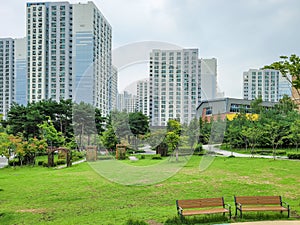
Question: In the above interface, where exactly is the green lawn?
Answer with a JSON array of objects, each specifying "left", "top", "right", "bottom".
[{"left": 0, "top": 156, "right": 299, "bottom": 225}]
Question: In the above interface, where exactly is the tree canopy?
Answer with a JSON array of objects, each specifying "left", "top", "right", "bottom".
[{"left": 264, "top": 54, "right": 300, "bottom": 102}]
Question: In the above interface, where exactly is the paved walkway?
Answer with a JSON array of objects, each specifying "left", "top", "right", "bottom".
[
  {"left": 56, "top": 158, "right": 86, "bottom": 169},
  {"left": 0, "top": 156, "right": 8, "bottom": 168},
  {"left": 203, "top": 145, "right": 288, "bottom": 159},
  {"left": 232, "top": 221, "right": 300, "bottom": 225}
]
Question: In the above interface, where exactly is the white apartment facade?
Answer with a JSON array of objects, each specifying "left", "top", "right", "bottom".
[
  {"left": 108, "top": 65, "right": 118, "bottom": 111},
  {"left": 149, "top": 49, "right": 201, "bottom": 126},
  {"left": 243, "top": 69, "right": 280, "bottom": 102},
  {"left": 26, "top": 2, "right": 73, "bottom": 102},
  {"left": 73, "top": 1, "right": 112, "bottom": 115},
  {"left": 136, "top": 79, "right": 149, "bottom": 116},
  {"left": 0, "top": 38, "right": 15, "bottom": 118},
  {"left": 26, "top": 1, "right": 112, "bottom": 115},
  {"left": 200, "top": 58, "right": 217, "bottom": 101},
  {"left": 117, "top": 91, "right": 137, "bottom": 113}
]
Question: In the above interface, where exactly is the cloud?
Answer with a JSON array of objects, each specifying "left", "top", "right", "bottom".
[{"left": 1, "top": 0, "right": 300, "bottom": 98}]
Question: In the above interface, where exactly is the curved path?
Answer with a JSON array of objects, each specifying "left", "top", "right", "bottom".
[
  {"left": 203, "top": 144, "right": 288, "bottom": 159},
  {"left": 232, "top": 221, "right": 300, "bottom": 225},
  {"left": 0, "top": 156, "right": 8, "bottom": 168}
]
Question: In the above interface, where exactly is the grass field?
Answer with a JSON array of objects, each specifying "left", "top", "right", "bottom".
[{"left": 0, "top": 156, "right": 299, "bottom": 225}]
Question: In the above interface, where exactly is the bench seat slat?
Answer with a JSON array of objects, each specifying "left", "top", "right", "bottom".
[
  {"left": 178, "top": 198, "right": 224, "bottom": 208},
  {"left": 234, "top": 196, "right": 290, "bottom": 218},
  {"left": 235, "top": 196, "right": 281, "bottom": 205},
  {"left": 241, "top": 206, "right": 289, "bottom": 212},
  {"left": 182, "top": 208, "right": 229, "bottom": 216}
]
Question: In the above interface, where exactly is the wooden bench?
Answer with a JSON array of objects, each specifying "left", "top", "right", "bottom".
[
  {"left": 234, "top": 196, "right": 290, "bottom": 218},
  {"left": 176, "top": 197, "right": 231, "bottom": 218}
]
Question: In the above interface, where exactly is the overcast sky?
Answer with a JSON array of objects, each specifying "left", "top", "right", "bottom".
[{"left": 1, "top": 0, "right": 300, "bottom": 97}]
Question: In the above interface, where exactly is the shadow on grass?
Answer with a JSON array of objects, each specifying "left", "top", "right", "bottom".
[
  {"left": 233, "top": 212, "right": 289, "bottom": 223},
  {"left": 165, "top": 215, "right": 230, "bottom": 225}
]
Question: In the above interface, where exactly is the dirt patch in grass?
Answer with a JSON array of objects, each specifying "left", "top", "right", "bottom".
[
  {"left": 147, "top": 220, "right": 163, "bottom": 225},
  {"left": 16, "top": 208, "right": 47, "bottom": 214}
]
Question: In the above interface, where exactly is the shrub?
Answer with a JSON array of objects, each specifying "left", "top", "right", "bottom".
[
  {"left": 140, "top": 155, "right": 145, "bottom": 159},
  {"left": 151, "top": 154, "right": 162, "bottom": 160},
  {"left": 8, "top": 159, "right": 21, "bottom": 166},
  {"left": 194, "top": 143, "right": 203, "bottom": 152},
  {"left": 255, "top": 149, "right": 273, "bottom": 155},
  {"left": 42, "top": 161, "right": 48, "bottom": 167},
  {"left": 275, "top": 150, "right": 286, "bottom": 155},
  {"left": 287, "top": 152, "right": 300, "bottom": 160},
  {"left": 71, "top": 150, "right": 85, "bottom": 162},
  {"left": 37, "top": 160, "right": 44, "bottom": 166},
  {"left": 56, "top": 159, "right": 66, "bottom": 165},
  {"left": 193, "top": 143, "right": 205, "bottom": 155}
]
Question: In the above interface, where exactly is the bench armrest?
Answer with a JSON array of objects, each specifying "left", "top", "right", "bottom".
[
  {"left": 177, "top": 206, "right": 183, "bottom": 215},
  {"left": 236, "top": 202, "right": 242, "bottom": 209},
  {"left": 282, "top": 201, "right": 289, "bottom": 208},
  {"left": 224, "top": 203, "right": 231, "bottom": 210}
]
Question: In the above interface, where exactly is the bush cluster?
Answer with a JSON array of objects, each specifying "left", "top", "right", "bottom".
[
  {"left": 8, "top": 159, "right": 21, "bottom": 166},
  {"left": 151, "top": 154, "right": 162, "bottom": 160},
  {"left": 71, "top": 150, "right": 85, "bottom": 162},
  {"left": 287, "top": 152, "right": 300, "bottom": 159},
  {"left": 254, "top": 149, "right": 286, "bottom": 155}
]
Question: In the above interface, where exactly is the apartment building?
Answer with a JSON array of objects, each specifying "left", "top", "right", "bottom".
[
  {"left": 200, "top": 58, "right": 217, "bottom": 101},
  {"left": 0, "top": 38, "right": 15, "bottom": 118},
  {"left": 136, "top": 79, "right": 149, "bottom": 116},
  {"left": 26, "top": 1, "right": 112, "bottom": 115},
  {"left": 15, "top": 38, "right": 27, "bottom": 106},
  {"left": 149, "top": 49, "right": 201, "bottom": 126},
  {"left": 243, "top": 69, "right": 280, "bottom": 102}
]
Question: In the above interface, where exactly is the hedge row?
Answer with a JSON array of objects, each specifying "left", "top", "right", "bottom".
[{"left": 287, "top": 152, "right": 300, "bottom": 159}]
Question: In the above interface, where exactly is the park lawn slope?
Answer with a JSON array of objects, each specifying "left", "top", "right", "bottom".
[{"left": 0, "top": 156, "right": 299, "bottom": 224}]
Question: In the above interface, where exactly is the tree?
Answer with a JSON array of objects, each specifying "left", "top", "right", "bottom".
[
  {"left": 4, "top": 99, "right": 74, "bottom": 141},
  {"left": 73, "top": 102, "right": 97, "bottom": 148},
  {"left": 165, "top": 119, "right": 182, "bottom": 160},
  {"left": 241, "top": 125, "right": 262, "bottom": 156},
  {"left": 128, "top": 112, "right": 150, "bottom": 149},
  {"left": 209, "top": 115, "right": 226, "bottom": 144},
  {"left": 22, "top": 137, "right": 47, "bottom": 165},
  {"left": 38, "top": 118, "right": 65, "bottom": 148},
  {"left": 186, "top": 117, "right": 199, "bottom": 149},
  {"left": 199, "top": 118, "right": 211, "bottom": 144},
  {"left": 110, "top": 110, "right": 131, "bottom": 145},
  {"left": 7, "top": 134, "right": 23, "bottom": 165},
  {"left": 250, "top": 96, "right": 263, "bottom": 114},
  {"left": 264, "top": 54, "right": 300, "bottom": 104},
  {"left": 145, "top": 129, "right": 164, "bottom": 147},
  {"left": 274, "top": 94, "right": 297, "bottom": 114},
  {"left": 167, "top": 119, "right": 181, "bottom": 135},
  {"left": 0, "top": 132, "right": 11, "bottom": 163},
  {"left": 259, "top": 108, "right": 290, "bottom": 159},
  {"left": 0, "top": 114, "right": 4, "bottom": 132},
  {"left": 289, "top": 119, "right": 300, "bottom": 151},
  {"left": 165, "top": 131, "right": 180, "bottom": 161},
  {"left": 101, "top": 125, "right": 119, "bottom": 151},
  {"left": 95, "top": 108, "right": 106, "bottom": 136}
]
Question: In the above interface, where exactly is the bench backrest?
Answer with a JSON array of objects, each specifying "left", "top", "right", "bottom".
[
  {"left": 177, "top": 197, "right": 225, "bottom": 209},
  {"left": 234, "top": 196, "right": 282, "bottom": 205}
]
